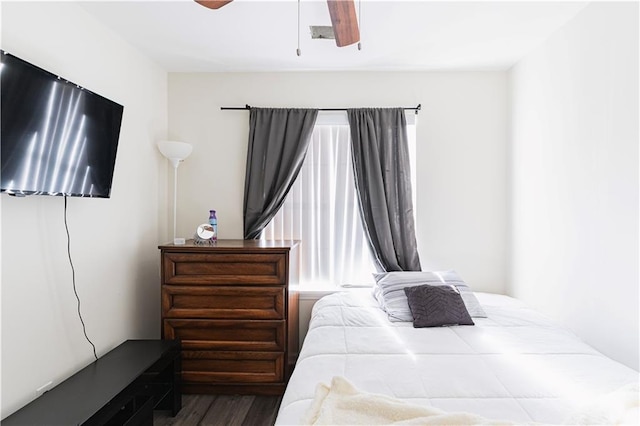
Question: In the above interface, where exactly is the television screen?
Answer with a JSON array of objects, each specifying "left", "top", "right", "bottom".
[{"left": 1, "top": 51, "right": 124, "bottom": 198}]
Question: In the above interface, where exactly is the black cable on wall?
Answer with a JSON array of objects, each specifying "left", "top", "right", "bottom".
[{"left": 64, "top": 196, "right": 98, "bottom": 361}]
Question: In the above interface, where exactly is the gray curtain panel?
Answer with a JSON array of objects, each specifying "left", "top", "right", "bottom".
[
  {"left": 347, "top": 108, "right": 421, "bottom": 271},
  {"left": 243, "top": 107, "right": 318, "bottom": 239}
]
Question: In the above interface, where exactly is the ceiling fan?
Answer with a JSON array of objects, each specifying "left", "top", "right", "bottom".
[{"left": 194, "top": 0, "right": 360, "bottom": 47}]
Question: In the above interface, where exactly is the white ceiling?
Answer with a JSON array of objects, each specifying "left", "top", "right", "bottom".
[{"left": 79, "top": 0, "right": 588, "bottom": 72}]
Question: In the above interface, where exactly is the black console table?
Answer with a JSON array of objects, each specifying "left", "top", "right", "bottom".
[{"left": 3, "top": 339, "right": 181, "bottom": 426}]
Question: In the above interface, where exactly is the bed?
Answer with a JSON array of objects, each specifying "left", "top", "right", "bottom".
[{"left": 276, "top": 288, "right": 639, "bottom": 425}]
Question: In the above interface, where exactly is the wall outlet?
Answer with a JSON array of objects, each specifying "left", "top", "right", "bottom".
[{"left": 36, "top": 381, "right": 53, "bottom": 397}]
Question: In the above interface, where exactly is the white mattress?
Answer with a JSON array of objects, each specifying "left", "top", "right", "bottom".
[{"left": 276, "top": 290, "right": 638, "bottom": 424}]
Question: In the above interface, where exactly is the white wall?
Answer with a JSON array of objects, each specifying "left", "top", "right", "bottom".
[
  {"left": 509, "top": 2, "right": 639, "bottom": 370},
  {"left": 1, "top": 2, "right": 169, "bottom": 417},
  {"left": 168, "top": 71, "right": 508, "bottom": 294}
]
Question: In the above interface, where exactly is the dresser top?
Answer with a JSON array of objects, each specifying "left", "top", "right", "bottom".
[{"left": 158, "top": 239, "right": 299, "bottom": 251}]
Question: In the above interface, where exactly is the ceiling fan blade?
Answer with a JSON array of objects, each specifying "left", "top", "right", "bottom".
[
  {"left": 326, "top": 0, "right": 360, "bottom": 47},
  {"left": 195, "top": 0, "right": 233, "bottom": 10}
]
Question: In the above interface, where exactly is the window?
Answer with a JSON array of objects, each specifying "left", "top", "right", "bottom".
[{"left": 262, "top": 112, "right": 417, "bottom": 288}]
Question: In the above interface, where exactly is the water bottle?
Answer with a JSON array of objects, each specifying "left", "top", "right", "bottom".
[{"left": 209, "top": 210, "right": 218, "bottom": 241}]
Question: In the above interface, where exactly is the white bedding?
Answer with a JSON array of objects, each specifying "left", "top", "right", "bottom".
[{"left": 276, "top": 290, "right": 639, "bottom": 425}]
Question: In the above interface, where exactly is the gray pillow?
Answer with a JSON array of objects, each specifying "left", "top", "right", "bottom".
[
  {"left": 373, "top": 271, "right": 487, "bottom": 321},
  {"left": 404, "top": 284, "right": 474, "bottom": 328}
]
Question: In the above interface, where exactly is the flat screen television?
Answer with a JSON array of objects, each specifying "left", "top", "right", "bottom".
[{"left": 1, "top": 50, "right": 124, "bottom": 198}]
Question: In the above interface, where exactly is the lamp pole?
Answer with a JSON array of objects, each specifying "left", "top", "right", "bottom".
[
  {"left": 157, "top": 141, "right": 192, "bottom": 245},
  {"left": 173, "top": 161, "right": 179, "bottom": 244}
]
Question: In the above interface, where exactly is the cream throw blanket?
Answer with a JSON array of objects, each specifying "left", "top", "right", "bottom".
[
  {"left": 302, "top": 376, "right": 516, "bottom": 425},
  {"left": 302, "top": 377, "right": 640, "bottom": 426}
]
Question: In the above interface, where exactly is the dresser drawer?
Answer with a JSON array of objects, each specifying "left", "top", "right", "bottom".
[
  {"left": 162, "top": 252, "right": 286, "bottom": 285},
  {"left": 159, "top": 241, "right": 299, "bottom": 395},
  {"left": 164, "top": 319, "right": 285, "bottom": 351},
  {"left": 162, "top": 286, "right": 285, "bottom": 320},
  {"left": 181, "top": 351, "right": 284, "bottom": 384}
]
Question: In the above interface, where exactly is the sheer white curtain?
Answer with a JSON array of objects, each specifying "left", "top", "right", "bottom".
[{"left": 262, "top": 112, "right": 417, "bottom": 288}]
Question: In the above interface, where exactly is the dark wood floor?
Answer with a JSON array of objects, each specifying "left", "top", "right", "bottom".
[{"left": 154, "top": 394, "right": 282, "bottom": 426}]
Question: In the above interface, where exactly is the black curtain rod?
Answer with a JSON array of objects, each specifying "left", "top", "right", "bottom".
[{"left": 221, "top": 104, "right": 422, "bottom": 113}]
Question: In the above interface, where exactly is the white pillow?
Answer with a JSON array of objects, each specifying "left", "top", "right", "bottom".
[{"left": 373, "top": 271, "right": 487, "bottom": 321}]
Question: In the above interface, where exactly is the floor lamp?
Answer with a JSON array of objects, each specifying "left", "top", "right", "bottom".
[{"left": 158, "top": 140, "right": 193, "bottom": 245}]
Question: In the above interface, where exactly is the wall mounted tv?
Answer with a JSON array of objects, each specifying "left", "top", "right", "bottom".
[{"left": 1, "top": 50, "right": 124, "bottom": 198}]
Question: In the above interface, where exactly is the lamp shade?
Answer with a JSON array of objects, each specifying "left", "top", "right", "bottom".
[{"left": 157, "top": 140, "right": 192, "bottom": 168}]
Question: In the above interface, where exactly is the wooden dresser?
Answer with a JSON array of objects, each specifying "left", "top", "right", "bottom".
[{"left": 159, "top": 239, "right": 299, "bottom": 395}]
